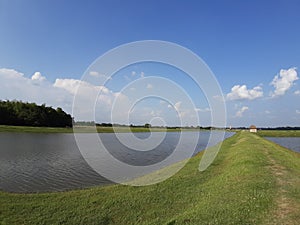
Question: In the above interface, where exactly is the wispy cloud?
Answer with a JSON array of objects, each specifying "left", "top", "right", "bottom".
[
  {"left": 235, "top": 106, "right": 249, "bottom": 117},
  {"left": 159, "top": 100, "right": 165, "bottom": 105},
  {"left": 89, "top": 71, "right": 100, "bottom": 77},
  {"left": 195, "top": 107, "right": 210, "bottom": 112},
  {"left": 294, "top": 90, "right": 300, "bottom": 95},
  {"left": 89, "top": 71, "right": 111, "bottom": 80},
  {"left": 296, "top": 110, "right": 300, "bottom": 114},
  {"left": 146, "top": 83, "right": 153, "bottom": 89},
  {"left": 227, "top": 85, "right": 263, "bottom": 100},
  {"left": 270, "top": 67, "right": 298, "bottom": 97},
  {"left": 174, "top": 101, "right": 181, "bottom": 111}
]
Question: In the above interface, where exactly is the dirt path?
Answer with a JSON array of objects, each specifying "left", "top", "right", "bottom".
[{"left": 262, "top": 142, "right": 296, "bottom": 224}]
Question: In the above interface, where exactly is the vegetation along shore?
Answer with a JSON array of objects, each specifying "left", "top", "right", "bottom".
[
  {"left": 0, "top": 125, "right": 208, "bottom": 133},
  {"left": 1, "top": 131, "right": 299, "bottom": 224},
  {"left": 2, "top": 124, "right": 300, "bottom": 136},
  {"left": 257, "top": 130, "right": 300, "bottom": 137}
]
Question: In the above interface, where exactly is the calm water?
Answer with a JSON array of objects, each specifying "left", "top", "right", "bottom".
[
  {"left": 265, "top": 137, "right": 300, "bottom": 153},
  {"left": 0, "top": 131, "right": 233, "bottom": 193}
]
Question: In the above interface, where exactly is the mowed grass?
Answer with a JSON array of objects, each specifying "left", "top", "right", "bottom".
[
  {"left": 1, "top": 132, "right": 300, "bottom": 224},
  {"left": 0, "top": 125, "right": 184, "bottom": 133},
  {"left": 257, "top": 130, "right": 300, "bottom": 137},
  {"left": 0, "top": 125, "right": 74, "bottom": 133}
]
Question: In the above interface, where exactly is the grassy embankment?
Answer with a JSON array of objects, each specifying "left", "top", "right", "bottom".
[
  {"left": 257, "top": 130, "right": 300, "bottom": 137},
  {"left": 1, "top": 131, "right": 300, "bottom": 224}
]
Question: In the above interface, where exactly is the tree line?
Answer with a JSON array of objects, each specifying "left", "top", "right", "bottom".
[{"left": 0, "top": 100, "right": 73, "bottom": 127}]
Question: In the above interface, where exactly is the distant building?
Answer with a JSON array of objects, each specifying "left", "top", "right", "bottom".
[{"left": 249, "top": 125, "right": 257, "bottom": 133}]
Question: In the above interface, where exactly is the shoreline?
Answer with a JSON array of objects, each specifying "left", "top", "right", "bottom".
[
  {"left": 257, "top": 130, "right": 300, "bottom": 137},
  {"left": 1, "top": 125, "right": 300, "bottom": 136},
  {"left": 0, "top": 125, "right": 221, "bottom": 133}
]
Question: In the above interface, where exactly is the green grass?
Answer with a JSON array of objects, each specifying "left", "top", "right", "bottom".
[
  {"left": 0, "top": 125, "right": 74, "bottom": 133},
  {"left": 0, "top": 125, "right": 164, "bottom": 133},
  {"left": 257, "top": 130, "right": 300, "bottom": 137},
  {"left": 1, "top": 132, "right": 300, "bottom": 224},
  {"left": 0, "top": 125, "right": 201, "bottom": 133}
]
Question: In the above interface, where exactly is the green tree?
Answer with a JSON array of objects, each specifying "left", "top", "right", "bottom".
[{"left": 0, "top": 100, "right": 73, "bottom": 127}]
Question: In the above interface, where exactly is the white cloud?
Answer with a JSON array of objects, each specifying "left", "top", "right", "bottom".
[
  {"left": 54, "top": 79, "right": 115, "bottom": 121},
  {"left": 294, "top": 90, "right": 300, "bottom": 95},
  {"left": 0, "top": 68, "right": 204, "bottom": 125},
  {"left": 166, "top": 101, "right": 187, "bottom": 118},
  {"left": 31, "top": 72, "right": 46, "bottom": 81},
  {"left": 166, "top": 101, "right": 200, "bottom": 122},
  {"left": 146, "top": 83, "right": 153, "bottom": 89},
  {"left": 150, "top": 110, "right": 161, "bottom": 117},
  {"left": 89, "top": 71, "right": 111, "bottom": 80},
  {"left": 0, "top": 68, "right": 72, "bottom": 112},
  {"left": 174, "top": 101, "right": 181, "bottom": 111},
  {"left": 265, "top": 110, "right": 271, "bottom": 114},
  {"left": 296, "top": 110, "right": 300, "bottom": 114},
  {"left": 54, "top": 78, "right": 110, "bottom": 95},
  {"left": 0, "top": 68, "right": 121, "bottom": 121},
  {"left": 54, "top": 78, "right": 83, "bottom": 95},
  {"left": 89, "top": 71, "right": 100, "bottom": 77},
  {"left": 235, "top": 106, "right": 249, "bottom": 117},
  {"left": 159, "top": 100, "right": 165, "bottom": 105},
  {"left": 195, "top": 107, "right": 211, "bottom": 112},
  {"left": 227, "top": 85, "right": 263, "bottom": 100},
  {"left": 172, "top": 101, "right": 193, "bottom": 119},
  {"left": 0, "top": 68, "right": 24, "bottom": 79},
  {"left": 167, "top": 102, "right": 180, "bottom": 110},
  {"left": 270, "top": 67, "right": 298, "bottom": 97}
]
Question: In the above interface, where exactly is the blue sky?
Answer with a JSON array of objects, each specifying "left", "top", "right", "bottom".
[{"left": 0, "top": 0, "right": 300, "bottom": 127}]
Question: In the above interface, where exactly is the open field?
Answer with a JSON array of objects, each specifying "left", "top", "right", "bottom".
[
  {"left": 0, "top": 125, "right": 74, "bottom": 133},
  {"left": 0, "top": 125, "right": 202, "bottom": 133},
  {"left": 1, "top": 132, "right": 300, "bottom": 224},
  {"left": 0, "top": 125, "right": 161, "bottom": 133},
  {"left": 257, "top": 130, "right": 300, "bottom": 137}
]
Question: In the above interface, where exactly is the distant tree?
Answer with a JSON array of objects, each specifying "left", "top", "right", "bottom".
[
  {"left": 0, "top": 100, "right": 72, "bottom": 127},
  {"left": 144, "top": 123, "right": 151, "bottom": 128}
]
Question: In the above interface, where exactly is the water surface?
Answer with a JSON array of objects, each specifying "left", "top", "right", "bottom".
[
  {"left": 0, "top": 131, "right": 233, "bottom": 193},
  {"left": 265, "top": 137, "right": 300, "bottom": 153}
]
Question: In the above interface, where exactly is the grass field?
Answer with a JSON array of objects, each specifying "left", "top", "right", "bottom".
[
  {"left": 257, "top": 130, "right": 300, "bottom": 137},
  {"left": 1, "top": 132, "right": 300, "bottom": 224},
  {"left": 0, "top": 125, "right": 198, "bottom": 133},
  {"left": 0, "top": 125, "right": 74, "bottom": 133}
]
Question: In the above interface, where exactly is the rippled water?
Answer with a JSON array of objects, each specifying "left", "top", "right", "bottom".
[
  {"left": 265, "top": 137, "right": 300, "bottom": 153},
  {"left": 0, "top": 131, "right": 233, "bottom": 193}
]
